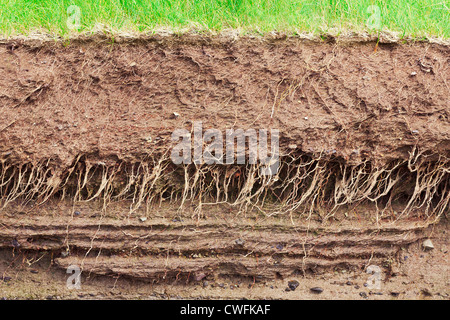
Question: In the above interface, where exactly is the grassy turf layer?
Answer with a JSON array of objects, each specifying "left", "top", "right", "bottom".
[{"left": 0, "top": 0, "right": 449, "bottom": 38}]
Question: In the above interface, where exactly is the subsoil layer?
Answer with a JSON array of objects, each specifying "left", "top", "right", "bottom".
[{"left": 0, "top": 202, "right": 448, "bottom": 300}]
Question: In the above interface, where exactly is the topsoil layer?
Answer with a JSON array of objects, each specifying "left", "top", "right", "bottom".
[
  {"left": 0, "top": 36, "right": 449, "bottom": 299},
  {"left": 0, "top": 37, "right": 449, "bottom": 168}
]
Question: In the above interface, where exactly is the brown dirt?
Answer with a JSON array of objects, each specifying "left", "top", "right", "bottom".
[
  {"left": 0, "top": 36, "right": 449, "bottom": 299},
  {"left": 1, "top": 37, "right": 449, "bottom": 167}
]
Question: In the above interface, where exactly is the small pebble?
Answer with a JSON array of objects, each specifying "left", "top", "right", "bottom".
[
  {"left": 421, "top": 289, "right": 432, "bottom": 297},
  {"left": 422, "top": 239, "right": 434, "bottom": 251},
  {"left": 287, "top": 280, "right": 299, "bottom": 291},
  {"left": 12, "top": 239, "right": 20, "bottom": 248},
  {"left": 310, "top": 287, "right": 324, "bottom": 294},
  {"left": 195, "top": 272, "right": 206, "bottom": 281}
]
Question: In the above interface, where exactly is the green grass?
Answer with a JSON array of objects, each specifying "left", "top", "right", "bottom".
[{"left": 0, "top": 0, "right": 449, "bottom": 38}]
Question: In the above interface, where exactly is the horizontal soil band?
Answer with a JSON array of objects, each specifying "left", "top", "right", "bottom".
[{"left": 0, "top": 202, "right": 432, "bottom": 282}]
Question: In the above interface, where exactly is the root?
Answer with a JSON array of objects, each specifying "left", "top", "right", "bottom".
[{"left": 0, "top": 146, "right": 448, "bottom": 222}]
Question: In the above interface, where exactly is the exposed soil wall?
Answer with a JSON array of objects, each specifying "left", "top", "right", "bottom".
[
  {"left": 1, "top": 37, "right": 449, "bottom": 218},
  {"left": 0, "top": 36, "right": 448, "bottom": 299}
]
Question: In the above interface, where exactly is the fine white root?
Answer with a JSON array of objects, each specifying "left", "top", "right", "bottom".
[{"left": 0, "top": 147, "right": 448, "bottom": 221}]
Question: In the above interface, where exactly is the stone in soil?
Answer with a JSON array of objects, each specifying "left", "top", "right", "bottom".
[
  {"left": 194, "top": 272, "right": 206, "bottom": 281},
  {"left": 287, "top": 280, "right": 299, "bottom": 291},
  {"left": 422, "top": 239, "right": 434, "bottom": 251},
  {"left": 12, "top": 239, "right": 20, "bottom": 248}
]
